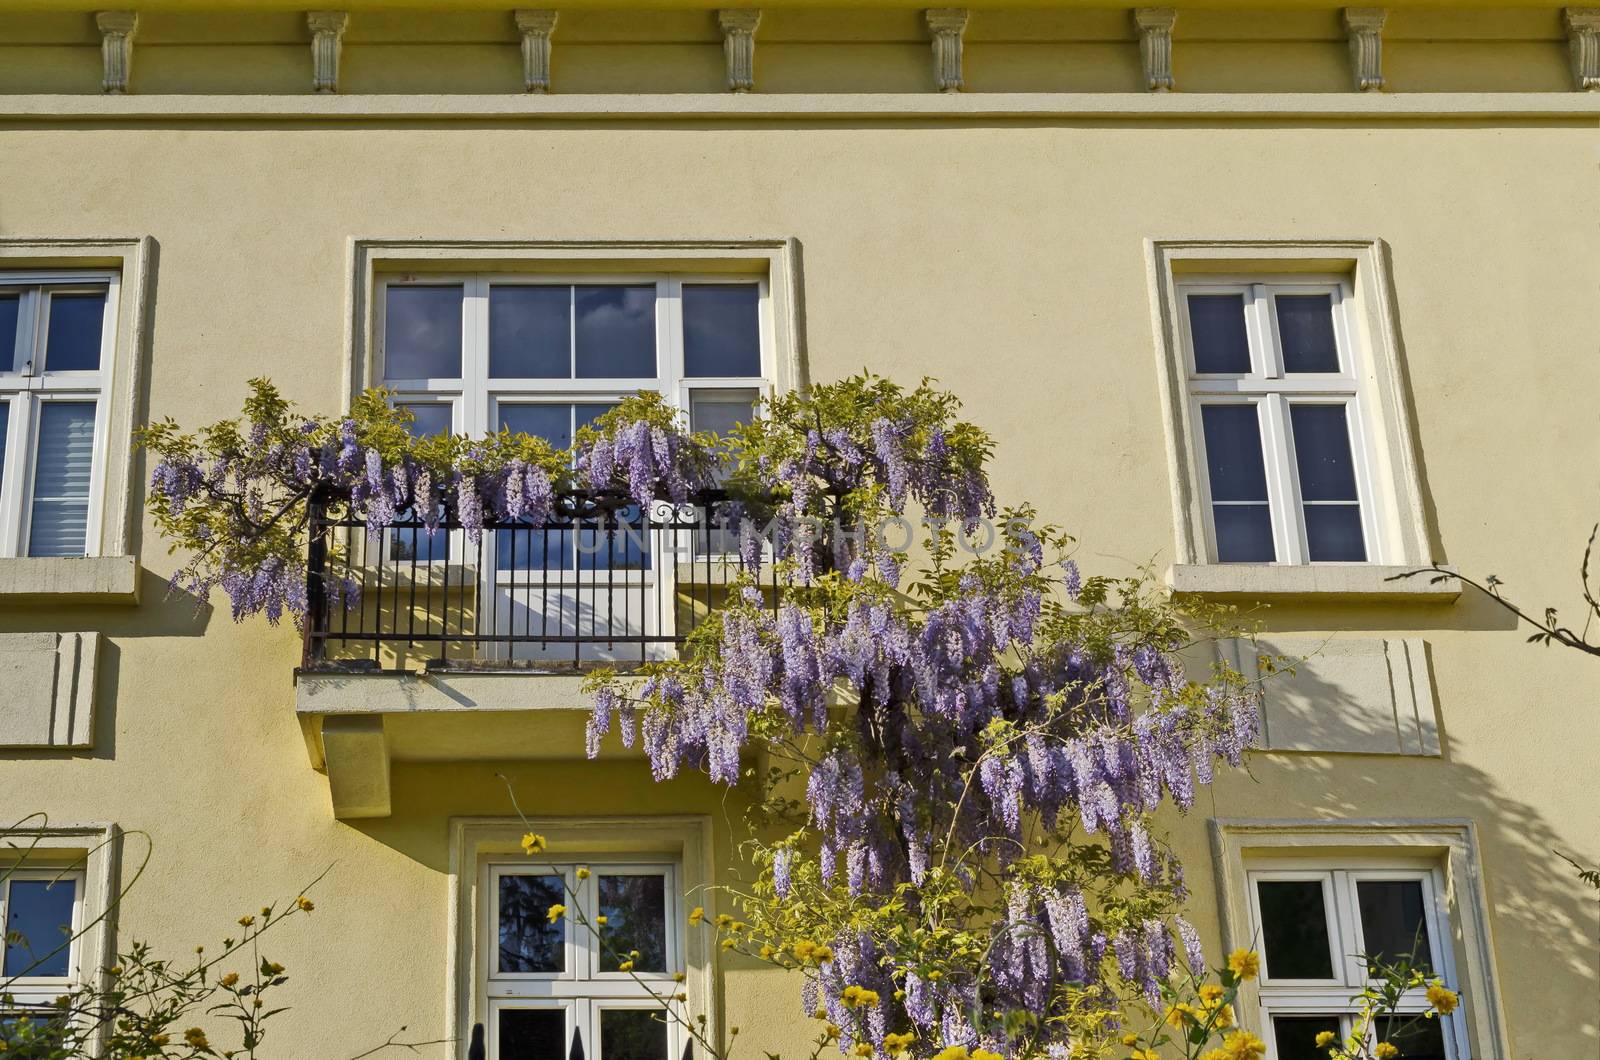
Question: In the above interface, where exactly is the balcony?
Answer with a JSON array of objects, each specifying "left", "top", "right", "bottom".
[{"left": 294, "top": 489, "right": 772, "bottom": 818}]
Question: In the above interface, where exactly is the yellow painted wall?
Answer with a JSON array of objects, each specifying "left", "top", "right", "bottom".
[{"left": 0, "top": 5, "right": 1597, "bottom": 1059}]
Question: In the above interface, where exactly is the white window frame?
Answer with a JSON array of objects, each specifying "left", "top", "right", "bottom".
[
  {"left": 451, "top": 818, "right": 715, "bottom": 1060},
  {"left": 1247, "top": 858, "right": 1460, "bottom": 1059},
  {"left": 1211, "top": 819, "right": 1508, "bottom": 1060},
  {"left": 0, "top": 272, "right": 119, "bottom": 560},
  {"left": 0, "top": 867, "right": 86, "bottom": 1006},
  {"left": 1178, "top": 275, "right": 1384, "bottom": 566}
]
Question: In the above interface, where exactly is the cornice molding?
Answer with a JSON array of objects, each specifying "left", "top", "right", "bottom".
[
  {"left": 513, "top": 9, "right": 558, "bottom": 93},
  {"left": 717, "top": 9, "right": 761, "bottom": 93},
  {"left": 306, "top": 10, "right": 348, "bottom": 94},
  {"left": 924, "top": 8, "right": 968, "bottom": 93},
  {"left": 1133, "top": 8, "right": 1177, "bottom": 93}
]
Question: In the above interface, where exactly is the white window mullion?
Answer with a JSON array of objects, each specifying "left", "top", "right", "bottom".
[
  {"left": 1249, "top": 283, "right": 1284, "bottom": 379},
  {"left": 1259, "top": 394, "right": 1303, "bottom": 564},
  {"left": 464, "top": 277, "right": 490, "bottom": 438},
  {"left": 0, "top": 394, "right": 27, "bottom": 556}
]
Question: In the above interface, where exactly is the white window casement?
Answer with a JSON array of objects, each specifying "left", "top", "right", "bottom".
[
  {"left": 1, "top": 867, "right": 86, "bottom": 1006},
  {"left": 1147, "top": 240, "right": 1458, "bottom": 600},
  {"left": 1247, "top": 861, "right": 1457, "bottom": 1060},
  {"left": 1212, "top": 820, "right": 1508, "bottom": 1060},
  {"left": 449, "top": 817, "right": 715, "bottom": 1060},
  {"left": 485, "top": 860, "right": 684, "bottom": 1060},
  {"left": 0, "top": 274, "right": 118, "bottom": 560}
]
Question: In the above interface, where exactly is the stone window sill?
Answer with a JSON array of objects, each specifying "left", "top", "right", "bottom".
[
  {"left": 0, "top": 555, "right": 139, "bottom": 604},
  {"left": 1166, "top": 563, "right": 1460, "bottom": 601}
]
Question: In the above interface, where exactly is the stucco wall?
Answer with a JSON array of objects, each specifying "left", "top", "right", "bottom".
[{"left": 0, "top": 104, "right": 1596, "bottom": 1057}]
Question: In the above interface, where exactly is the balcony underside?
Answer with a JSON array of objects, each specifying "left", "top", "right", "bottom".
[{"left": 296, "top": 670, "right": 636, "bottom": 818}]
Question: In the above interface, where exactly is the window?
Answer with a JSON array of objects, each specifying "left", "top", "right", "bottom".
[
  {"left": 0, "top": 276, "right": 116, "bottom": 558},
  {"left": 1179, "top": 279, "right": 1379, "bottom": 565},
  {"left": 485, "top": 860, "right": 682, "bottom": 1060},
  {"left": 377, "top": 273, "right": 770, "bottom": 661},
  {"left": 1, "top": 869, "right": 84, "bottom": 1007},
  {"left": 1248, "top": 862, "right": 1461, "bottom": 1060}
]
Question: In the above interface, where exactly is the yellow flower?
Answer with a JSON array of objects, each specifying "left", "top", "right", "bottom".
[
  {"left": 295, "top": 896, "right": 315, "bottom": 913},
  {"left": 932, "top": 1049, "right": 970, "bottom": 1060},
  {"left": 673, "top": 971, "right": 687, "bottom": 983},
  {"left": 1198, "top": 984, "right": 1225, "bottom": 1003},
  {"left": 824, "top": 1023, "right": 841, "bottom": 1040},
  {"left": 884, "top": 1031, "right": 915, "bottom": 1051},
  {"left": 813, "top": 944, "right": 835, "bottom": 963},
  {"left": 1222, "top": 1030, "right": 1267, "bottom": 1060},
  {"left": 854, "top": 1046, "right": 873, "bottom": 1057},
  {"left": 150, "top": 1034, "right": 170, "bottom": 1047},
  {"left": 792, "top": 940, "right": 817, "bottom": 960},
  {"left": 619, "top": 960, "right": 635, "bottom": 971},
  {"left": 840, "top": 985, "right": 880, "bottom": 1008},
  {"left": 759, "top": 944, "right": 776, "bottom": 958},
  {"left": 546, "top": 903, "right": 566, "bottom": 923},
  {"left": 1132, "top": 1050, "right": 1161, "bottom": 1060},
  {"left": 1200, "top": 1050, "right": 1229, "bottom": 1060},
  {"left": 687, "top": 906, "right": 705, "bottom": 927},
  {"left": 521, "top": 833, "right": 547, "bottom": 855},
  {"left": 716, "top": 914, "right": 735, "bottom": 929},
  {"left": 1315, "top": 1031, "right": 1336, "bottom": 1048},
  {"left": 1226, "top": 949, "right": 1260, "bottom": 981},
  {"left": 927, "top": 969, "right": 943, "bottom": 981},
  {"left": 596, "top": 916, "right": 608, "bottom": 926},
  {"left": 219, "top": 972, "right": 240, "bottom": 988},
  {"left": 1211, "top": 1004, "right": 1236, "bottom": 1029},
  {"left": 183, "top": 1028, "right": 209, "bottom": 1049},
  {"left": 238, "top": 914, "right": 255, "bottom": 927},
  {"left": 720, "top": 938, "right": 736, "bottom": 950},
  {"left": 1375, "top": 1043, "right": 1400, "bottom": 1060},
  {"left": 1426, "top": 981, "right": 1459, "bottom": 1015},
  {"left": 972, "top": 1050, "right": 1004, "bottom": 1060},
  {"left": 1166, "top": 1002, "right": 1198, "bottom": 1028},
  {"left": 1120, "top": 1034, "right": 1140, "bottom": 1047}
]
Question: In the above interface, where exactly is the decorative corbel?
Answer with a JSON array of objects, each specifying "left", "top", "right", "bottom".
[
  {"left": 924, "top": 9, "right": 968, "bottom": 93},
  {"left": 1342, "top": 8, "right": 1387, "bottom": 92},
  {"left": 96, "top": 12, "right": 138, "bottom": 95},
  {"left": 514, "top": 10, "right": 558, "bottom": 93},
  {"left": 1133, "top": 8, "right": 1177, "bottom": 92},
  {"left": 1564, "top": 9, "right": 1600, "bottom": 90},
  {"left": 717, "top": 10, "right": 761, "bottom": 93},
  {"left": 307, "top": 10, "right": 348, "bottom": 94}
]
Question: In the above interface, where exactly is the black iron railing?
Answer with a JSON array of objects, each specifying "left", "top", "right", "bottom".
[{"left": 301, "top": 488, "right": 775, "bottom": 672}]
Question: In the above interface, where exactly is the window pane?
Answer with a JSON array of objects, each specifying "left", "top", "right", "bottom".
[
  {"left": 498, "top": 1008, "right": 566, "bottom": 1057},
  {"left": 600, "top": 1009, "right": 670, "bottom": 1060},
  {"left": 575, "top": 285, "right": 655, "bottom": 379},
  {"left": 3, "top": 878, "right": 76, "bottom": 978},
  {"left": 1201, "top": 404, "right": 1269, "bottom": 502},
  {"left": 1212, "top": 505, "right": 1276, "bottom": 563},
  {"left": 1304, "top": 506, "right": 1366, "bottom": 562},
  {"left": 1375, "top": 1016, "right": 1447, "bottom": 1060},
  {"left": 1277, "top": 294, "right": 1340, "bottom": 373},
  {"left": 28, "top": 402, "right": 96, "bottom": 558},
  {"left": 498, "top": 405, "right": 580, "bottom": 573},
  {"left": 683, "top": 284, "right": 761, "bottom": 377},
  {"left": 1257, "top": 880, "right": 1335, "bottom": 980},
  {"left": 0, "top": 294, "right": 18, "bottom": 370},
  {"left": 598, "top": 873, "right": 667, "bottom": 972},
  {"left": 400, "top": 403, "right": 452, "bottom": 439},
  {"left": 1357, "top": 880, "right": 1433, "bottom": 973},
  {"left": 502, "top": 404, "right": 576, "bottom": 450},
  {"left": 491, "top": 286, "right": 571, "bottom": 379},
  {"left": 384, "top": 285, "right": 462, "bottom": 380},
  {"left": 689, "top": 390, "right": 757, "bottom": 439},
  {"left": 1187, "top": 294, "right": 1252, "bottom": 374},
  {"left": 1290, "top": 405, "right": 1359, "bottom": 502},
  {"left": 391, "top": 404, "right": 452, "bottom": 563},
  {"left": 1272, "top": 1016, "right": 1343, "bottom": 1060},
  {"left": 44, "top": 293, "right": 106, "bottom": 372},
  {"left": 498, "top": 874, "right": 566, "bottom": 974}
]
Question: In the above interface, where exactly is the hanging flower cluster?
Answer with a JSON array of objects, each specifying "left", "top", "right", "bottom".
[
  {"left": 581, "top": 377, "right": 1266, "bottom": 1058},
  {"left": 140, "top": 381, "right": 711, "bottom": 624}
]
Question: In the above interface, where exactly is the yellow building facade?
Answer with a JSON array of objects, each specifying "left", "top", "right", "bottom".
[{"left": 0, "top": 2, "right": 1596, "bottom": 1058}]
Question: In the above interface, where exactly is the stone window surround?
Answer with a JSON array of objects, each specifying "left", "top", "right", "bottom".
[
  {"left": 447, "top": 815, "right": 717, "bottom": 1057},
  {"left": 1145, "top": 238, "right": 1457, "bottom": 601},
  {"left": 0, "top": 820, "right": 122, "bottom": 1050},
  {"left": 0, "top": 238, "right": 153, "bottom": 605},
  {"left": 1210, "top": 818, "right": 1509, "bottom": 1060}
]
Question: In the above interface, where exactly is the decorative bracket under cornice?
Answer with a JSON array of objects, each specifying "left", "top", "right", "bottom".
[
  {"left": 1134, "top": 8, "right": 1177, "bottom": 93},
  {"left": 717, "top": 9, "right": 761, "bottom": 93},
  {"left": 925, "top": 8, "right": 968, "bottom": 93},
  {"left": 96, "top": 11, "right": 137, "bottom": 95},
  {"left": 1564, "top": 8, "right": 1600, "bottom": 90},
  {"left": 307, "top": 10, "right": 348, "bottom": 94},
  {"left": 514, "top": 9, "right": 558, "bottom": 93},
  {"left": 1343, "top": 7, "right": 1387, "bottom": 92}
]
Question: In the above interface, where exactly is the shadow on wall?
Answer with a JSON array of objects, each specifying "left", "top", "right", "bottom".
[{"left": 1234, "top": 652, "right": 1600, "bottom": 1050}]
